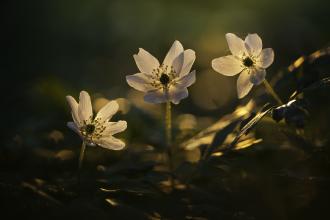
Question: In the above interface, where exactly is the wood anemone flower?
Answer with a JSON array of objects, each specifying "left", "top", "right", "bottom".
[
  {"left": 126, "top": 40, "right": 196, "bottom": 104},
  {"left": 212, "top": 33, "right": 274, "bottom": 98},
  {"left": 66, "top": 91, "right": 127, "bottom": 150}
]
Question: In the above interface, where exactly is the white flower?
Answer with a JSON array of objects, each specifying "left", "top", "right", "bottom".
[
  {"left": 212, "top": 33, "right": 274, "bottom": 98},
  {"left": 126, "top": 40, "right": 196, "bottom": 104},
  {"left": 66, "top": 91, "right": 127, "bottom": 150}
]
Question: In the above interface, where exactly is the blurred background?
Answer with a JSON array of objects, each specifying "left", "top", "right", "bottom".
[
  {"left": 3, "top": 0, "right": 330, "bottom": 138},
  {"left": 1, "top": 0, "right": 330, "bottom": 219}
]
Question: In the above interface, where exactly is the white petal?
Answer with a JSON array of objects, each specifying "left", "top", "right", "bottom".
[
  {"left": 257, "top": 48, "right": 274, "bottom": 68},
  {"left": 175, "top": 70, "right": 196, "bottom": 89},
  {"left": 126, "top": 73, "right": 154, "bottom": 92},
  {"left": 211, "top": 55, "right": 244, "bottom": 76},
  {"left": 78, "top": 91, "right": 93, "bottom": 123},
  {"left": 245, "top": 33, "right": 262, "bottom": 56},
  {"left": 133, "top": 48, "right": 160, "bottom": 74},
  {"left": 144, "top": 89, "right": 167, "bottom": 104},
  {"left": 96, "top": 100, "right": 119, "bottom": 122},
  {"left": 172, "top": 51, "right": 184, "bottom": 74},
  {"left": 66, "top": 96, "right": 81, "bottom": 126},
  {"left": 96, "top": 136, "right": 125, "bottom": 150},
  {"left": 169, "top": 87, "right": 189, "bottom": 104},
  {"left": 163, "top": 40, "right": 184, "bottom": 67},
  {"left": 67, "top": 121, "right": 82, "bottom": 137},
  {"left": 249, "top": 68, "right": 266, "bottom": 85},
  {"left": 237, "top": 69, "right": 254, "bottom": 99},
  {"left": 225, "top": 33, "right": 247, "bottom": 57},
  {"left": 105, "top": 120, "right": 127, "bottom": 135},
  {"left": 179, "top": 49, "right": 196, "bottom": 77},
  {"left": 172, "top": 49, "right": 196, "bottom": 77}
]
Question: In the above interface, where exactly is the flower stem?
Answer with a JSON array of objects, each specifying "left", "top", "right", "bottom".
[
  {"left": 78, "top": 140, "right": 86, "bottom": 185},
  {"left": 165, "top": 101, "right": 174, "bottom": 189},
  {"left": 165, "top": 101, "right": 172, "bottom": 147},
  {"left": 263, "top": 79, "right": 283, "bottom": 105}
]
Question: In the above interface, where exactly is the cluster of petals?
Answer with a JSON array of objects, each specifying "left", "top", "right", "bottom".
[
  {"left": 126, "top": 40, "right": 196, "bottom": 104},
  {"left": 66, "top": 91, "right": 127, "bottom": 150},
  {"left": 212, "top": 33, "right": 274, "bottom": 98},
  {"left": 67, "top": 34, "right": 275, "bottom": 149}
]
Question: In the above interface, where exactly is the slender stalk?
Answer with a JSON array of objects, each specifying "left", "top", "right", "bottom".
[
  {"left": 263, "top": 79, "right": 283, "bottom": 105},
  {"left": 165, "top": 101, "right": 174, "bottom": 189},
  {"left": 78, "top": 140, "right": 87, "bottom": 184},
  {"left": 165, "top": 101, "right": 172, "bottom": 147}
]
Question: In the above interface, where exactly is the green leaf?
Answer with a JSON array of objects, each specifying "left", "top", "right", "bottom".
[
  {"left": 231, "top": 105, "right": 273, "bottom": 147},
  {"left": 204, "top": 120, "right": 241, "bottom": 159}
]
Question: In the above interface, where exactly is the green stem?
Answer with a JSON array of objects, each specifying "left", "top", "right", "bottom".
[
  {"left": 165, "top": 101, "right": 172, "bottom": 147},
  {"left": 78, "top": 141, "right": 86, "bottom": 184},
  {"left": 165, "top": 101, "right": 174, "bottom": 189},
  {"left": 263, "top": 79, "right": 283, "bottom": 105}
]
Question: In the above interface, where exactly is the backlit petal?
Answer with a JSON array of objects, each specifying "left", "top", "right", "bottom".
[
  {"left": 172, "top": 51, "right": 184, "bottom": 74},
  {"left": 169, "top": 87, "right": 189, "bottom": 104},
  {"left": 78, "top": 91, "right": 93, "bottom": 123},
  {"left": 96, "top": 136, "right": 125, "bottom": 150},
  {"left": 179, "top": 49, "right": 196, "bottom": 77},
  {"left": 256, "top": 48, "right": 274, "bottom": 68},
  {"left": 66, "top": 96, "right": 81, "bottom": 126},
  {"left": 237, "top": 69, "right": 254, "bottom": 98},
  {"left": 225, "top": 33, "right": 247, "bottom": 57},
  {"left": 163, "top": 40, "right": 184, "bottom": 67},
  {"left": 144, "top": 89, "right": 167, "bottom": 104},
  {"left": 175, "top": 70, "right": 196, "bottom": 89},
  {"left": 96, "top": 100, "right": 119, "bottom": 122},
  {"left": 105, "top": 120, "right": 127, "bottom": 135},
  {"left": 133, "top": 48, "right": 160, "bottom": 74},
  {"left": 245, "top": 33, "right": 262, "bottom": 56},
  {"left": 249, "top": 68, "right": 266, "bottom": 85},
  {"left": 126, "top": 73, "right": 154, "bottom": 92},
  {"left": 212, "top": 55, "right": 244, "bottom": 76}
]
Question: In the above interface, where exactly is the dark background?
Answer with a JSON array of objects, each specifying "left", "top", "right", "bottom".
[{"left": 1, "top": 0, "right": 330, "bottom": 219}]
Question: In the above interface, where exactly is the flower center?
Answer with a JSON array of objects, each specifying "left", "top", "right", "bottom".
[
  {"left": 243, "top": 57, "right": 254, "bottom": 67},
  {"left": 159, "top": 73, "right": 170, "bottom": 85},
  {"left": 85, "top": 124, "right": 95, "bottom": 134}
]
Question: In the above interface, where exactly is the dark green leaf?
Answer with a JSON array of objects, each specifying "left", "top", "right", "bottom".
[
  {"left": 231, "top": 105, "right": 273, "bottom": 147},
  {"left": 204, "top": 120, "right": 241, "bottom": 159}
]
